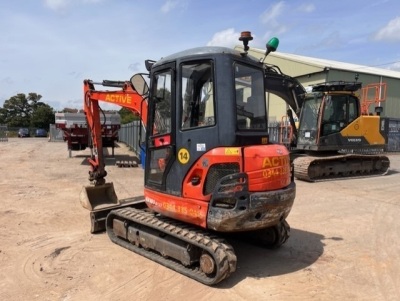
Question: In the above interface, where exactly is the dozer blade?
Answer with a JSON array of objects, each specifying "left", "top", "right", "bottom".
[{"left": 80, "top": 182, "right": 147, "bottom": 233}]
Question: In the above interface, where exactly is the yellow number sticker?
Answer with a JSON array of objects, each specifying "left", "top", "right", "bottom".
[{"left": 178, "top": 148, "right": 190, "bottom": 164}]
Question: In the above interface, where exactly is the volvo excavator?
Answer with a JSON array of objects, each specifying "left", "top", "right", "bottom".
[
  {"left": 274, "top": 76, "right": 390, "bottom": 181},
  {"left": 80, "top": 32, "right": 299, "bottom": 285}
]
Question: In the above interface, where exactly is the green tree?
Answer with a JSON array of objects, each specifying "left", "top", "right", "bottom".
[
  {"left": 0, "top": 93, "right": 55, "bottom": 128},
  {"left": 156, "top": 88, "right": 171, "bottom": 117},
  {"left": 31, "top": 104, "right": 55, "bottom": 130},
  {"left": 62, "top": 108, "right": 79, "bottom": 113},
  {"left": 1, "top": 93, "right": 37, "bottom": 127},
  {"left": 0, "top": 107, "right": 8, "bottom": 124},
  {"left": 119, "top": 107, "right": 139, "bottom": 124}
]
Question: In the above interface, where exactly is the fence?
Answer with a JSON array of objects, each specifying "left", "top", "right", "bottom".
[
  {"left": 117, "top": 122, "right": 289, "bottom": 155},
  {"left": 386, "top": 118, "right": 400, "bottom": 152},
  {"left": 118, "top": 121, "right": 144, "bottom": 156},
  {"left": 117, "top": 119, "right": 400, "bottom": 156},
  {"left": 48, "top": 124, "right": 64, "bottom": 142},
  {"left": 0, "top": 125, "right": 8, "bottom": 142}
]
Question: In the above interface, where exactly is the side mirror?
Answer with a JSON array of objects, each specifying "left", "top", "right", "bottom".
[
  {"left": 145, "top": 60, "right": 156, "bottom": 72},
  {"left": 130, "top": 74, "right": 149, "bottom": 96}
]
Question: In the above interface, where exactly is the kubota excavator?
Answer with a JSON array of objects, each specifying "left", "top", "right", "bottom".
[
  {"left": 80, "top": 32, "right": 299, "bottom": 285},
  {"left": 271, "top": 74, "right": 390, "bottom": 181}
]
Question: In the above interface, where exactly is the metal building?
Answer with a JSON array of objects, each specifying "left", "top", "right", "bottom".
[{"left": 235, "top": 46, "right": 400, "bottom": 121}]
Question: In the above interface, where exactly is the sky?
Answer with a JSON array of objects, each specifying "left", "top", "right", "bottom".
[{"left": 1, "top": 0, "right": 400, "bottom": 110}]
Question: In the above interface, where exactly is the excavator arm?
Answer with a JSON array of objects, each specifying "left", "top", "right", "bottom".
[
  {"left": 80, "top": 76, "right": 149, "bottom": 232},
  {"left": 264, "top": 66, "right": 306, "bottom": 145},
  {"left": 264, "top": 66, "right": 305, "bottom": 116},
  {"left": 83, "top": 77, "right": 148, "bottom": 185}
]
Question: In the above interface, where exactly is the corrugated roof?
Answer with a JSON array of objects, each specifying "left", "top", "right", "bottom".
[{"left": 247, "top": 46, "right": 400, "bottom": 79}]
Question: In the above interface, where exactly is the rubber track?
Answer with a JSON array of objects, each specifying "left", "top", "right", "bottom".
[
  {"left": 271, "top": 220, "right": 290, "bottom": 249},
  {"left": 106, "top": 207, "right": 237, "bottom": 285},
  {"left": 245, "top": 219, "right": 290, "bottom": 249},
  {"left": 294, "top": 154, "right": 390, "bottom": 182}
]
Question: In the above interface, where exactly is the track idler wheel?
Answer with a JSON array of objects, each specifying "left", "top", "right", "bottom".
[{"left": 200, "top": 252, "right": 216, "bottom": 275}]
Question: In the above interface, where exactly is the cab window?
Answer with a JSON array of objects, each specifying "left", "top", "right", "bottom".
[
  {"left": 181, "top": 61, "right": 215, "bottom": 129},
  {"left": 234, "top": 63, "right": 267, "bottom": 130},
  {"left": 147, "top": 69, "right": 173, "bottom": 185}
]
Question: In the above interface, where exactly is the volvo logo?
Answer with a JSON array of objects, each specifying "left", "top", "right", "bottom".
[{"left": 348, "top": 138, "right": 362, "bottom": 142}]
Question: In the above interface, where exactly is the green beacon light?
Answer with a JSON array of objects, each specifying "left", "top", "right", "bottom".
[{"left": 266, "top": 37, "right": 279, "bottom": 56}]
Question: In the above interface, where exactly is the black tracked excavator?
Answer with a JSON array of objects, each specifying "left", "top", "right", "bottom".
[{"left": 270, "top": 74, "right": 390, "bottom": 181}]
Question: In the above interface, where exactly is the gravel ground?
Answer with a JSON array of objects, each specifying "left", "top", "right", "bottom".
[{"left": 1, "top": 138, "right": 399, "bottom": 301}]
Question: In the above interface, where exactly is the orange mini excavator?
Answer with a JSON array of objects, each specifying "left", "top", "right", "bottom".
[{"left": 80, "top": 32, "right": 298, "bottom": 285}]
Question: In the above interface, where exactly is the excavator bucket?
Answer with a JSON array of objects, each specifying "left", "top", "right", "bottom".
[
  {"left": 80, "top": 182, "right": 147, "bottom": 233},
  {"left": 80, "top": 182, "right": 119, "bottom": 211}
]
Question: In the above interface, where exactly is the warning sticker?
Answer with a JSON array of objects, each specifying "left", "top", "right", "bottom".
[
  {"left": 224, "top": 148, "right": 240, "bottom": 155},
  {"left": 196, "top": 143, "right": 206, "bottom": 151}
]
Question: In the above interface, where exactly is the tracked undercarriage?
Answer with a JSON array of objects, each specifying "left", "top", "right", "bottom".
[
  {"left": 105, "top": 206, "right": 290, "bottom": 285},
  {"left": 293, "top": 153, "right": 390, "bottom": 182},
  {"left": 107, "top": 207, "right": 236, "bottom": 285}
]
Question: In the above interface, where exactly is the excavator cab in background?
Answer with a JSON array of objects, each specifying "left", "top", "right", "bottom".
[
  {"left": 80, "top": 32, "right": 299, "bottom": 285},
  {"left": 282, "top": 81, "right": 390, "bottom": 181}
]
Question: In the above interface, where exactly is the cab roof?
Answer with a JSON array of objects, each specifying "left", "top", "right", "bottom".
[{"left": 153, "top": 46, "right": 260, "bottom": 67}]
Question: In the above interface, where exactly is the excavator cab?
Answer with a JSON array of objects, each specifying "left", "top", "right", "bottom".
[
  {"left": 295, "top": 81, "right": 387, "bottom": 152},
  {"left": 143, "top": 52, "right": 272, "bottom": 196},
  {"left": 296, "top": 92, "right": 351, "bottom": 148},
  {"left": 140, "top": 44, "right": 299, "bottom": 229}
]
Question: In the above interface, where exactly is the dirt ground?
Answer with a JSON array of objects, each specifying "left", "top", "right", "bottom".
[{"left": 1, "top": 138, "right": 399, "bottom": 301}]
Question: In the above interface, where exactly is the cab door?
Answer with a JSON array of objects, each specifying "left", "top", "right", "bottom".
[{"left": 145, "top": 64, "right": 175, "bottom": 191}]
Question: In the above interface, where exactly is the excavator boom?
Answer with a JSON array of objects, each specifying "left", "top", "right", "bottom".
[{"left": 83, "top": 79, "right": 148, "bottom": 185}]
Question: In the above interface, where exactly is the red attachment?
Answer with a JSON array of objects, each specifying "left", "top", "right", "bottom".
[{"left": 55, "top": 112, "right": 120, "bottom": 155}]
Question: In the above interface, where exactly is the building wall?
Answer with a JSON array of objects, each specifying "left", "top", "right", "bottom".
[
  {"left": 326, "top": 70, "right": 400, "bottom": 117},
  {"left": 240, "top": 46, "right": 400, "bottom": 120},
  {"left": 383, "top": 78, "right": 400, "bottom": 118},
  {"left": 267, "top": 93, "right": 288, "bottom": 123}
]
